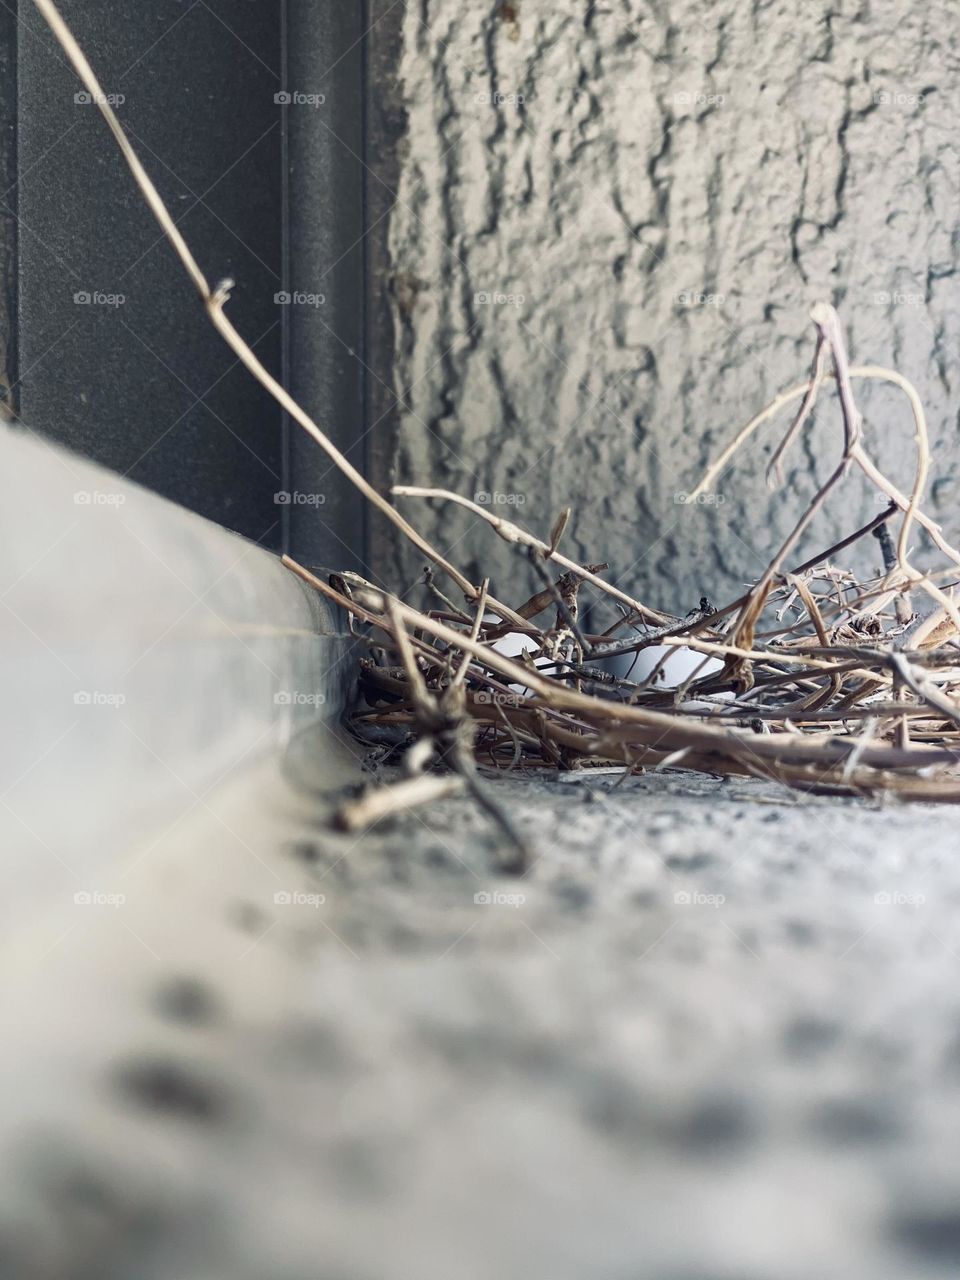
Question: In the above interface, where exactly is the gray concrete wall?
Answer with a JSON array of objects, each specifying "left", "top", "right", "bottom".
[{"left": 377, "top": 0, "right": 960, "bottom": 616}]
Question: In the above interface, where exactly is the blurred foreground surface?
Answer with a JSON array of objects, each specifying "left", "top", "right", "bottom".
[{"left": 4, "top": 733, "right": 960, "bottom": 1280}]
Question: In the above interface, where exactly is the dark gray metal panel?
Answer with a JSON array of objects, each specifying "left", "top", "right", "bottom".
[
  {"left": 15, "top": 0, "right": 284, "bottom": 546},
  {"left": 0, "top": 0, "right": 16, "bottom": 417},
  {"left": 284, "top": 0, "right": 366, "bottom": 573},
  {"left": 365, "top": 0, "right": 406, "bottom": 585}
]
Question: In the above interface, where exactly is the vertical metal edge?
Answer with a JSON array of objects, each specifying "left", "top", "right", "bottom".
[
  {"left": 364, "top": 0, "right": 406, "bottom": 584},
  {"left": 286, "top": 0, "right": 366, "bottom": 574},
  {"left": 0, "top": 0, "right": 17, "bottom": 420},
  {"left": 280, "top": 0, "right": 291, "bottom": 554},
  {"left": 360, "top": 0, "right": 370, "bottom": 575}
]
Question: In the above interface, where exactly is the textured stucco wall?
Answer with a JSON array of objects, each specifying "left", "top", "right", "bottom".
[{"left": 380, "top": 0, "right": 960, "bottom": 617}]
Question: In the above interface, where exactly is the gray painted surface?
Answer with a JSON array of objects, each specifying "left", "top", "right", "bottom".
[
  {"left": 284, "top": 0, "right": 367, "bottom": 569},
  {"left": 377, "top": 1, "right": 960, "bottom": 616},
  {"left": 12, "top": 0, "right": 372, "bottom": 564},
  {"left": 0, "top": 422, "right": 352, "bottom": 925},
  {"left": 0, "top": 0, "right": 16, "bottom": 415},
  {"left": 15, "top": 0, "right": 285, "bottom": 544}
]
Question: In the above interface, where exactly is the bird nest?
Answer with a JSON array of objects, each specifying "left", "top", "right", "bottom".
[
  {"left": 283, "top": 303, "right": 960, "bottom": 869},
  {"left": 38, "top": 0, "right": 960, "bottom": 874}
]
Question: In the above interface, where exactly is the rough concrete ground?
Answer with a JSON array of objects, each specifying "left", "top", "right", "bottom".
[{"left": 4, "top": 728, "right": 960, "bottom": 1279}]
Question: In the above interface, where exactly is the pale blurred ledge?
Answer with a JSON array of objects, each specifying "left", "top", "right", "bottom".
[{"left": 0, "top": 421, "right": 354, "bottom": 923}]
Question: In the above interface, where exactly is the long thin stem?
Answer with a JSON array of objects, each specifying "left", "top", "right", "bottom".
[
  {"left": 393, "top": 486, "right": 672, "bottom": 627},
  {"left": 32, "top": 0, "right": 534, "bottom": 629}
]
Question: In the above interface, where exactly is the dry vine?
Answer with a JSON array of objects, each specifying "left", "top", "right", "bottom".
[{"left": 37, "top": 0, "right": 960, "bottom": 869}]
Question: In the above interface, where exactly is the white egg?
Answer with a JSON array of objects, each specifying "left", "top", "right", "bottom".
[
  {"left": 490, "top": 629, "right": 726, "bottom": 702},
  {"left": 491, "top": 630, "right": 539, "bottom": 661},
  {"left": 605, "top": 642, "right": 724, "bottom": 689},
  {"left": 492, "top": 630, "right": 552, "bottom": 696}
]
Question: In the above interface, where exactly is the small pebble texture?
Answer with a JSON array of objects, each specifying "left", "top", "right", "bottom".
[
  {"left": 381, "top": 1, "right": 960, "bottom": 614},
  {"left": 5, "top": 738, "right": 960, "bottom": 1280}
]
